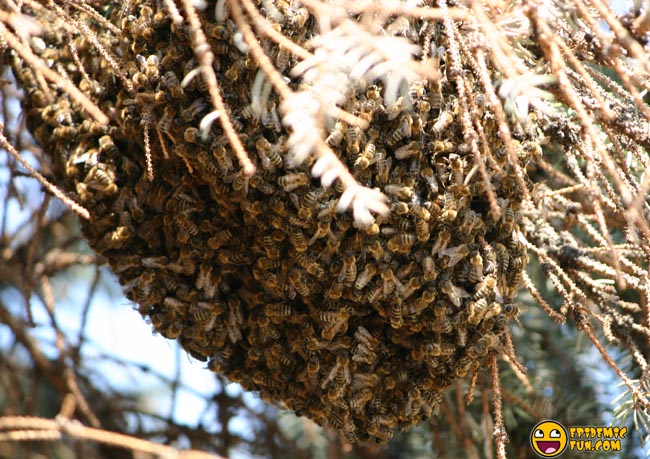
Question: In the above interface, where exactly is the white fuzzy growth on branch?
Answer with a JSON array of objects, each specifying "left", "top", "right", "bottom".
[{"left": 281, "top": 19, "right": 419, "bottom": 227}]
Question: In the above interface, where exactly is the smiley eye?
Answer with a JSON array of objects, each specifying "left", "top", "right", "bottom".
[
  {"left": 550, "top": 429, "right": 561, "bottom": 438},
  {"left": 534, "top": 429, "right": 544, "bottom": 438}
]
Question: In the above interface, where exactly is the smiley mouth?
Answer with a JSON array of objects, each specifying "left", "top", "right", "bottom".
[{"left": 536, "top": 441, "right": 560, "bottom": 454}]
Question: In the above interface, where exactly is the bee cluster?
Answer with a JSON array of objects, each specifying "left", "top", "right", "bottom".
[{"left": 12, "top": 1, "right": 534, "bottom": 444}]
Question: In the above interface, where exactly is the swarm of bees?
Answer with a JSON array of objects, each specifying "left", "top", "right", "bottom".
[{"left": 11, "top": 1, "right": 535, "bottom": 444}]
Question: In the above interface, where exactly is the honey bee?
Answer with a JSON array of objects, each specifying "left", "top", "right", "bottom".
[
  {"left": 367, "top": 421, "right": 394, "bottom": 443},
  {"left": 422, "top": 256, "right": 439, "bottom": 283},
  {"left": 468, "top": 251, "right": 484, "bottom": 283},
  {"left": 326, "top": 281, "right": 344, "bottom": 301},
  {"left": 433, "top": 140, "right": 456, "bottom": 154},
  {"left": 157, "top": 106, "right": 176, "bottom": 134},
  {"left": 354, "top": 263, "right": 377, "bottom": 290},
  {"left": 454, "top": 357, "right": 472, "bottom": 378},
  {"left": 391, "top": 201, "right": 410, "bottom": 215},
  {"left": 84, "top": 163, "right": 118, "bottom": 195},
  {"left": 96, "top": 135, "right": 118, "bottom": 157},
  {"left": 384, "top": 184, "right": 414, "bottom": 200},
  {"left": 321, "top": 354, "right": 351, "bottom": 389},
  {"left": 355, "top": 141, "right": 376, "bottom": 169},
  {"left": 386, "top": 113, "right": 413, "bottom": 146},
  {"left": 264, "top": 302, "right": 292, "bottom": 319},
  {"left": 161, "top": 70, "right": 183, "bottom": 99},
  {"left": 440, "top": 276, "right": 467, "bottom": 307},
  {"left": 473, "top": 275, "right": 497, "bottom": 300},
  {"left": 289, "top": 228, "right": 308, "bottom": 252},
  {"left": 504, "top": 302, "right": 520, "bottom": 318},
  {"left": 375, "top": 156, "right": 392, "bottom": 184},
  {"left": 393, "top": 140, "right": 420, "bottom": 159},
  {"left": 387, "top": 233, "right": 416, "bottom": 253},
  {"left": 441, "top": 192, "right": 458, "bottom": 222},
  {"left": 385, "top": 96, "right": 404, "bottom": 120},
  {"left": 339, "top": 254, "right": 357, "bottom": 286},
  {"left": 467, "top": 298, "right": 488, "bottom": 325},
  {"left": 410, "top": 288, "right": 436, "bottom": 316},
  {"left": 278, "top": 172, "right": 309, "bottom": 192},
  {"left": 180, "top": 98, "right": 208, "bottom": 123},
  {"left": 289, "top": 269, "right": 311, "bottom": 297},
  {"left": 483, "top": 301, "right": 503, "bottom": 320},
  {"left": 390, "top": 300, "right": 404, "bottom": 329},
  {"left": 350, "top": 388, "right": 374, "bottom": 413},
  {"left": 431, "top": 107, "right": 454, "bottom": 135},
  {"left": 433, "top": 303, "right": 452, "bottom": 333},
  {"left": 326, "top": 120, "right": 346, "bottom": 147},
  {"left": 346, "top": 126, "right": 361, "bottom": 155},
  {"left": 404, "top": 384, "right": 422, "bottom": 418},
  {"left": 448, "top": 153, "right": 464, "bottom": 185},
  {"left": 502, "top": 208, "right": 517, "bottom": 232},
  {"left": 439, "top": 244, "right": 470, "bottom": 268},
  {"left": 415, "top": 218, "right": 430, "bottom": 241}
]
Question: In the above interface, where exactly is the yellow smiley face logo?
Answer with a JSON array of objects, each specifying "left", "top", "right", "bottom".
[{"left": 530, "top": 420, "right": 568, "bottom": 457}]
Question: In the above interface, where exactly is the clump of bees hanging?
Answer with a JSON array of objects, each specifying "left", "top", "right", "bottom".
[{"left": 9, "top": 0, "right": 543, "bottom": 445}]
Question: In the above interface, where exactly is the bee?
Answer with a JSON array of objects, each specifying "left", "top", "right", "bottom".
[
  {"left": 393, "top": 140, "right": 420, "bottom": 160},
  {"left": 368, "top": 422, "right": 394, "bottom": 443},
  {"left": 161, "top": 70, "right": 183, "bottom": 99},
  {"left": 391, "top": 201, "right": 410, "bottom": 215},
  {"left": 390, "top": 300, "right": 404, "bottom": 329},
  {"left": 431, "top": 108, "right": 454, "bottom": 135},
  {"left": 385, "top": 96, "right": 404, "bottom": 120},
  {"left": 421, "top": 256, "right": 437, "bottom": 283},
  {"left": 326, "top": 120, "right": 346, "bottom": 147},
  {"left": 433, "top": 140, "right": 456, "bottom": 154},
  {"left": 439, "top": 244, "right": 470, "bottom": 268},
  {"left": 278, "top": 172, "right": 309, "bottom": 192},
  {"left": 84, "top": 163, "right": 118, "bottom": 195},
  {"left": 467, "top": 298, "right": 488, "bottom": 325},
  {"left": 415, "top": 218, "right": 430, "bottom": 242},
  {"left": 410, "top": 288, "right": 436, "bottom": 316},
  {"left": 261, "top": 101, "right": 281, "bottom": 132},
  {"left": 183, "top": 126, "right": 202, "bottom": 144},
  {"left": 286, "top": 4, "right": 309, "bottom": 27},
  {"left": 180, "top": 98, "right": 208, "bottom": 123},
  {"left": 433, "top": 303, "right": 452, "bottom": 333},
  {"left": 51, "top": 125, "right": 78, "bottom": 142},
  {"left": 375, "top": 156, "right": 393, "bottom": 184},
  {"left": 354, "top": 263, "right": 378, "bottom": 290},
  {"left": 387, "top": 233, "right": 416, "bottom": 253},
  {"left": 204, "top": 22, "right": 229, "bottom": 40},
  {"left": 336, "top": 254, "right": 357, "bottom": 286},
  {"left": 462, "top": 252, "right": 484, "bottom": 285},
  {"left": 326, "top": 281, "right": 344, "bottom": 301},
  {"left": 345, "top": 126, "right": 361, "bottom": 155},
  {"left": 384, "top": 184, "right": 414, "bottom": 200},
  {"left": 386, "top": 113, "right": 413, "bottom": 146},
  {"left": 288, "top": 228, "right": 308, "bottom": 252},
  {"left": 473, "top": 275, "right": 497, "bottom": 300},
  {"left": 454, "top": 357, "right": 472, "bottom": 378},
  {"left": 350, "top": 388, "right": 374, "bottom": 413},
  {"left": 157, "top": 106, "right": 176, "bottom": 134},
  {"left": 136, "top": 54, "right": 160, "bottom": 81},
  {"left": 404, "top": 384, "right": 422, "bottom": 418},
  {"left": 504, "top": 302, "right": 520, "bottom": 318},
  {"left": 263, "top": 302, "right": 292, "bottom": 319},
  {"left": 441, "top": 192, "right": 458, "bottom": 222},
  {"left": 448, "top": 153, "right": 464, "bottom": 185},
  {"left": 322, "top": 354, "right": 351, "bottom": 389},
  {"left": 440, "top": 276, "right": 467, "bottom": 307},
  {"left": 289, "top": 269, "right": 311, "bottom": 297},
  {"left": 355, "top": 141, "right": 376, "bottom": 169},
  {"left": 502, "top": 208, "right": 517, "bottom": 232},
  {"left": 482, "top": 301, "right": 502, "bottom": 321}
]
